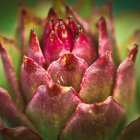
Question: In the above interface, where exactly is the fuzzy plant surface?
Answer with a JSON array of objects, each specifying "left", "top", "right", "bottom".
[{"left": 0, "top": 0, "right": 140, "bottom": 140}]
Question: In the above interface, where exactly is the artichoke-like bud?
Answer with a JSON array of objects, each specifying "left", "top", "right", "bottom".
[
  {"left": 42, "top": 12, "right": 96, "bottom": 66},
  {"left": 0, "top": 0, "right": 140, "bottom": 140}
]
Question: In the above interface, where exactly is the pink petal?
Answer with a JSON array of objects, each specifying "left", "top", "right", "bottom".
[
  {"left": 47, "top": 53, "right": 88, "bottom": 92},
  {"left": 113, "top": 44, "right": 138, "bottom": 106},
  {"left": 0, "top": 87, "right": 34, "bottom": 130},
  {"left": 59, "top": 96, "right": 125, "bottom": 140},
  {"left": 41, "top": 8, "right": 58, "bottom": 47},
  {"left": 79, "top": 52, "right": 116, "bottom": 103},
  {"left": 54, "top": 18, "right": 73, "bottom": 51},
  {"left": 72, "top": 28, "right": 97, "bottom": 65},
  {"left": 21, "top": 56, "right": 51, "bottom": 102},
  {"left": 26, "top": 83, "right": 82, "bottom": 140},
  {"left": 0, "top": 44, "right": 24, "bottom": 110},
  {"left": 42, "top": 28, "right": 68, "bottom": 66},
  {"left": 97, "top": 17, "right": 112, "bottom": 57},
  {"left": 28, "top": 29, "right": 46, "bottom": 68},
  {"left": 66, "top": 17, "right": 78, "bottom": 38}
]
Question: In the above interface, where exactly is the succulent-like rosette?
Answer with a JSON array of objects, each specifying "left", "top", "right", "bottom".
[{"left": 0, "top": 1, "right": 140, "bottom": 140}]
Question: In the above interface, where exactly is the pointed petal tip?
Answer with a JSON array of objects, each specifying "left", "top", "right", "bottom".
[
  {"left": 48, "top": 7, "right": 56, "bottom": 15},
  {"left": 59, "top": 95, "right": 125, "bottom": 140},
  {"left": 99, "top": 16, "right": 105, "bottom": 22},
  {"left": 23, "top": 56, "right": 34, "bottom": 69},
  {"left": 105, "top": 96, "right": 124, "bottom": 110},
  {"left": 128, "top": 44, "right": 138, "bottom": 62},
  {"left": 23, "top": 55, "right": 28, "bottom": 63},
  {"left": 99, "top": 51, "right": 112, "bottom": 63},
  {"left": 0, "top": 42, "right": 4, "bottom": 52},
  {"left": 96, "top": 16, "right": 106, "bottom": 28},
  {"left": 0, "top": 43, "right": 6, "bottom": 53},
  {"left": 29, "top": 29, "right": 38, "bottom": 41},
  {"left": 48, "top": 7, "right": 55, "bottom": 13},
  {"left": 60, "top": 53, "right": 77, "bottom": 69},
  {"left": 47, "top": 7, "right": 58, "bottom": 20},
  {"left": 30, "top": 28, "right": 35, "bottom": 34},
  {"left": 104, "top": 51, "right": 112, "bottom": 61},
  {"left": 65, "top": 5, "right": 71, "bottom": 11}
]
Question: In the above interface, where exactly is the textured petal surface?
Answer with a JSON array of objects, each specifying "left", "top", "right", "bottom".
[
  {"left": 79, "top": 53, "right": 115, "bottom": 103},
  {"left": 97, "top": 17, "right": 112, "bottom": 57},
  {"left": 0, "top": 36, "right": 21, "bottom": 91},
  {"left": 113, "top": 45, "right": 138, "bottom": 106},
  {"left": 0, "top": 126, "right": 42, "bottom": 140},
  {"left": 41, "top": 7, "right": 58, "bottom": 40},
  {"left": 54, "top": 19, "right": 73, "bottom": 51},
  {"left": 28, "top": 29, "right": 46, "bottom": 68},
  {"left": 42, "top": 27, "right": 68, "bottom": 66},
  {"left": 21, "top": 56, "right": 51, "bottom": 102},
  {"left": 0, "top": 44, "right": 24, "bottom": 110},
  {"left": 59, "top": 96, "right": 125, "bottom": 140},
  {"left": 47, "top": 53, "right": 88, "bottom": 92},
  {"left": 72, "top": 28, "right": 96, "bottom": 65},
  {"left": 26, "top": 83, "right": 82, "bottom": 140},
  {"left": 0, "top": 88, "right": 34, "bottom": 130},
  {"left": 66, "top": 17, "right": 78, "bottom": 39}
]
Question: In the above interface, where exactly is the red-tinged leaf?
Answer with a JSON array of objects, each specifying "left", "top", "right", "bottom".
[
  {"left": 0, "top": 126, "right": 42, "bottom": 140},
  {"left": 28, "top": 29, "right": 46, "bottom": 68},
  {"left": 47, "top": 53, "right": 88, "bottom": 92},
  {"left": 113, "top": 45, "right": 138, "bottom": 107},
  {"left": 87, "top": 2, "right": 120, "bottom": 65},
  {"left": 59, "top": 96, "right": 125, "bottom": 140},
  {"left": 66, "top": 17, "right": 78, "bottom": 39},
  {"left": 118, "top": 117, "right": 140, "bottom": 140},
  {"left": 41, "top": 8, "right": 58, "bottom": 46},
  {"left": 0, "top": 36, "right": 21, "bottom": 91},
  {"left": 72, "top": 28, "right": 96, "bottom": 65},
  {"left": 0, "top": 88, "right": 35, "bottom": 130},
  {"left": 97, "top": 17, "right": 112, "bottom": 57},
  {"left": 55, "top": 18, "right": 73, "bottom": 51},
  {"left": 47, "top": 8, "right": 59, "bottom": 20},
  {"left": 79, "top": 53, "right": 115, "bottom": 103},
  {"left": 21, "top": 56, "right": 51, "bottom": 102},
  {"left": 42, "top": 29, "right": 68, "bottom": 66},
  {"left": 26, "top": 83, "right": 82, "bottom": 140},
  {"left": 0, "top": 44, "right": 24, "bottom": 110}
]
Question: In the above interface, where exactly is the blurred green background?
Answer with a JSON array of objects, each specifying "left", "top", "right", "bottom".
[{"left": 0, "top": 0, "right": 140, "bottom": 36}]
